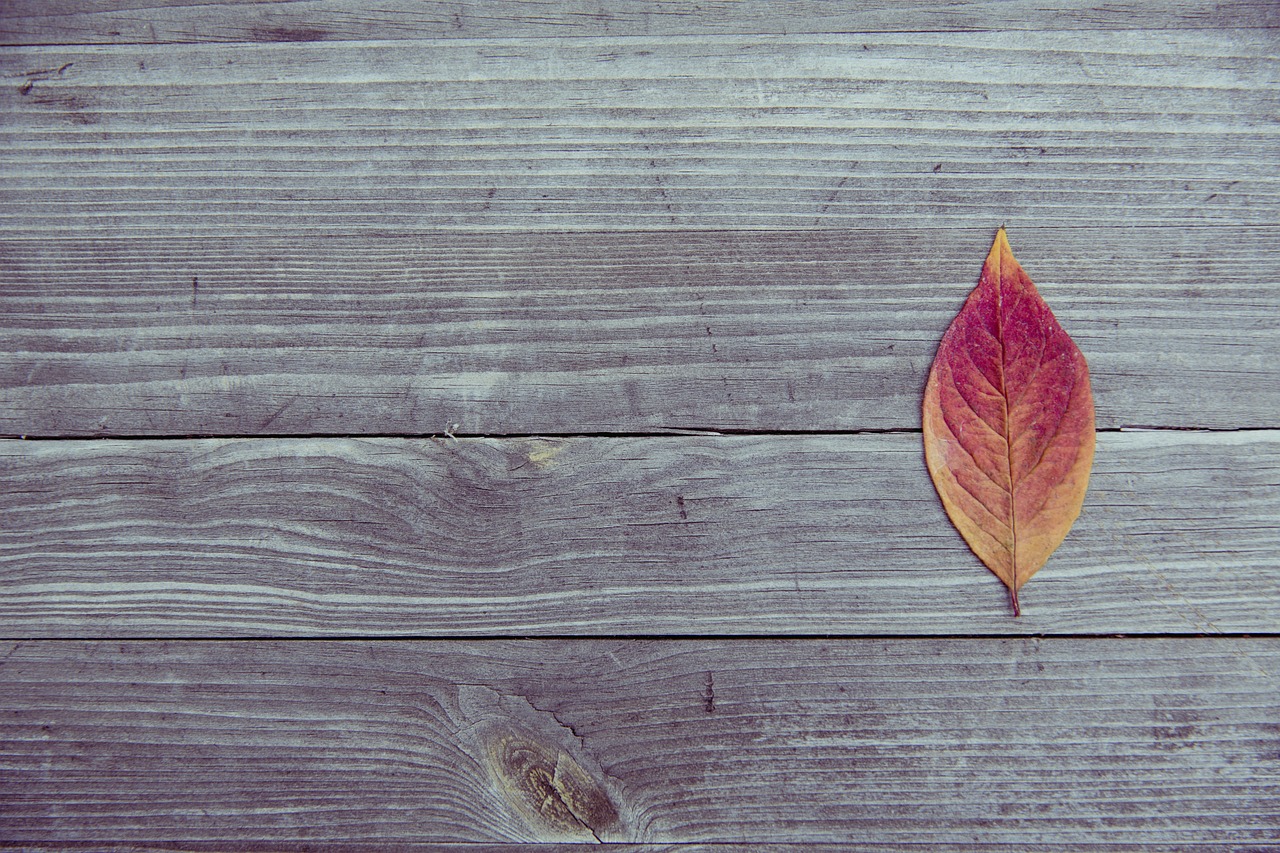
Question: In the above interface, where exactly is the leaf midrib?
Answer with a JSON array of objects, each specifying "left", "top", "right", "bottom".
[{"left": 993, "top": 246, "right": 1020, "bottom": 615}]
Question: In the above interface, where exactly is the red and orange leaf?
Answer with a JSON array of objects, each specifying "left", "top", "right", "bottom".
[{"left": 922, "top": 228, "right": 1095, "bottom": 616}]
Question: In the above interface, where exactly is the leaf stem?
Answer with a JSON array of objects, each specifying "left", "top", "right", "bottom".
[{"left": 1010, "top": 585, "right": 1021, "bottom": 618}]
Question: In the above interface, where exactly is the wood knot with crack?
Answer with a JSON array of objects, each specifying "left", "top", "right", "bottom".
[{"left": 484, "top": 726, "right": 620, "bottom": 841}]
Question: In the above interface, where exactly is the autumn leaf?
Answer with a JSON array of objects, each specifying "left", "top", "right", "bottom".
[{"left": 922, "top": 228, "right": 1095, "bottom": 616}]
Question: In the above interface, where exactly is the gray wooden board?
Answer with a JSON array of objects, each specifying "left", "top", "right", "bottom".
[
  {"left": 0, "top": 32, "right": 1275, "bottom": 236},
  {"left": 3, "top": 227, "right": 1278, "bottom": 436},
  {"left": 2, "top": 430, "right": 1276, "bottom": 637},
  {"left": 1, "top": 638, "right": 1276, "bottom": 847},
  {"left": 3, "top": 0, "right": 1278, "bottom": 44}
]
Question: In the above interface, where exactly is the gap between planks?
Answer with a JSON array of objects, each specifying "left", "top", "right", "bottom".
[{"left": 3, "top": 425, "right": 1272, "bottom": 442}]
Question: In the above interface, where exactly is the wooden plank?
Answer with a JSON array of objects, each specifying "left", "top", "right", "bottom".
[
  {"left": 1, "top": 638, "right": 1276, "bottom": 847},
  {"left": 3, "top": 0, "right": 1277, "bottom": 45},
  {"left": 2, "top": 430, "right": 1276, "bottom": 637},
  {"left": 3, "top": 227, "right": 1278, "bottom": 436},
  {"left": 0, "top": 32, "right": 1274, "bottom": 237}
]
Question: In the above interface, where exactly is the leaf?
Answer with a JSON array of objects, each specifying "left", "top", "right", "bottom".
[{"left": 922, "top": 228, "right": 1095, "bottom": 616}]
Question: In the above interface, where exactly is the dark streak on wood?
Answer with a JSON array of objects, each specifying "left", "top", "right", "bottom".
[{"left": 245, "top": 26, "right": 329, "bottom": 44}]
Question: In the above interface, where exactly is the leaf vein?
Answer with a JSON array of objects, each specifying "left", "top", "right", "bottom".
[
  {"left": 1013, "top": 365, "right": 1081, "bottom": 494},
  {"left": 947, "top": 467, "right": 1014, "bottom": 538}
]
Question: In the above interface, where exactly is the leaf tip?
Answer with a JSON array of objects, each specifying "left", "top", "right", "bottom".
[{"left": 990, "top": 225, "right": 1013, "bottom": 259}]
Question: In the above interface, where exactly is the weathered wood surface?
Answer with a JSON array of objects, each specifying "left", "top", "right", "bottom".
[
  {"left": 1, "top": 639, "right": 1276, "bottom": 847},
  {"left": 1, "top": 32, "right": 1274, "bottom": 237},
  {"left": 3, "top": 430, "right": 1276, "bottom": 637},
  {"left": 4, "top": 227, "right": 1279, "bottom": 436},
  {"left": 2, "top": 4, "right": 1276, "bottom": 849},
  {"left": 4, "top": 0, "right": 1278, "bottom": 44}
]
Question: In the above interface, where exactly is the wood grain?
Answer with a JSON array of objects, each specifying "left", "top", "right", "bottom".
[
  {"left": 4, "top": 227, "right": 1278, "bottom": 436},
  {"left": 3, "top": 0, "right": 1277, "bottom": 45},
  {"left": 3, "top": 6, "right": 1276, "bottom": 850},
  {"left": 0, "top": 31, "right": 1275, "bottom": 237},
  {"left": 2, "top": 430, "right": 1276, "bottom": 637},
  {"left": 1, "top": 638, "right": 1276, "bottom": 847}
]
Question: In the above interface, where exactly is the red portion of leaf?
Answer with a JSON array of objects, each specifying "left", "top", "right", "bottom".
[{"left": 923, "top": 228, "right": 1095, "bottom": 615}]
